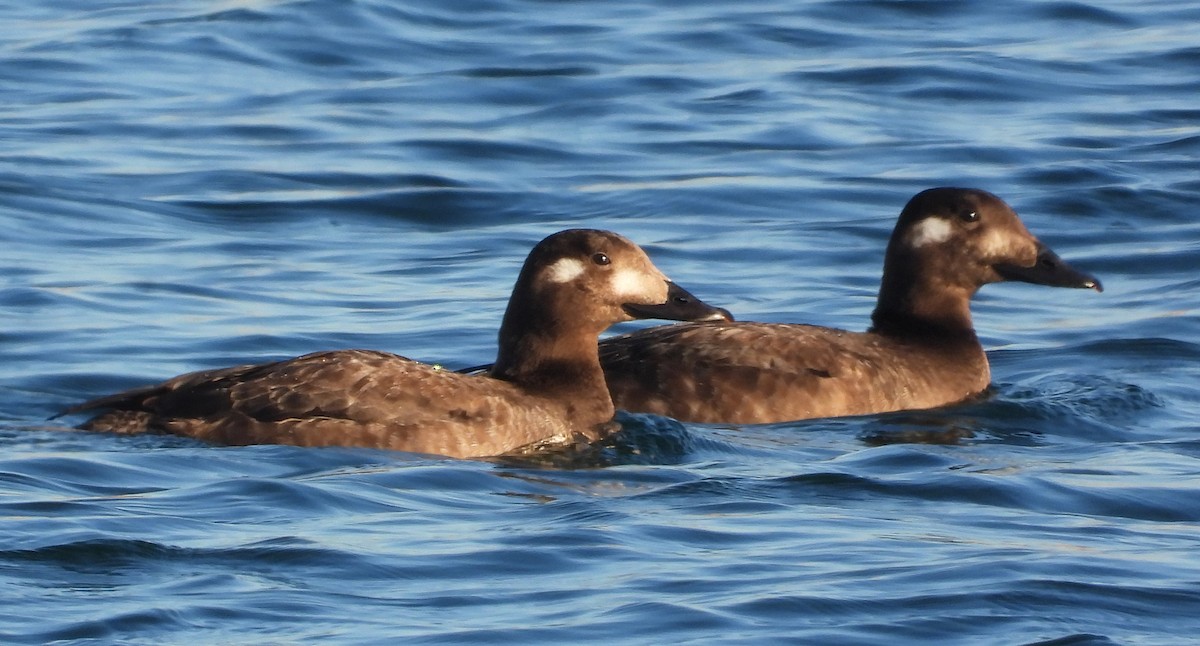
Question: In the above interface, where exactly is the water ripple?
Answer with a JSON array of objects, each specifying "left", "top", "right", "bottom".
[{"left": 3, "top": 0, "right": 1200, "bottom": 642}]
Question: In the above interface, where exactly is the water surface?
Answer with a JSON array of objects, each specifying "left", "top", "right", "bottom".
[{"left": 2, "top": 0, "right": 1199, "bottom": 644}]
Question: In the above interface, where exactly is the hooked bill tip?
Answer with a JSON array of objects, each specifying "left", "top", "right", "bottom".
[{"left": 703, "top": 307, "right": 735, "bottom": 322}]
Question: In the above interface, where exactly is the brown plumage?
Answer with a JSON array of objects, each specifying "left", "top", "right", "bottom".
[
  {"left": 598, "top": 188, "right": 1102, "bottom": 424},
  {"left": 62, "top": 229, "right": 730, "bottom": 457}
]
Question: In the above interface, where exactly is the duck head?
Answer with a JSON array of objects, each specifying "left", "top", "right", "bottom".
[
  {"left": 873, "top": 187, "right": 1100, "bottom": 335},
  {"left": 493, "top": 229, "right": 730, "bottom": 381},
  {"left": 522, "top": 229, "right": 731, "bottom": 329}
]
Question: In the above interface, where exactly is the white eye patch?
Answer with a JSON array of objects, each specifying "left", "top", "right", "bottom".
[
  {"left": 907, "top": 218, "right": 953, "bottom": 248},
  {"left": 543, "top": 257, "right": 586, "bottom": 283}
]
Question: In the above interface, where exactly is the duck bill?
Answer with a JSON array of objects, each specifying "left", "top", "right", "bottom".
[
  {"left": 995, "top": 243, "right": 1103, "bottom": 292},
  {"left": 622, "top": 281, "right": 734, "bottom": 322}
]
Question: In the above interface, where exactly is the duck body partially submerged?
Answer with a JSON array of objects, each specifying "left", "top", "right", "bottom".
[
  {"left": 599, "top": 188, "right": 1102, "bottom": 424},
  {"left": 64, "top": 229, "right": 730, "bottom": 457}
]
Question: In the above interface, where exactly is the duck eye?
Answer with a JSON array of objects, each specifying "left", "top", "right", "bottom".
[
  {"left": 960, "top": 210, "right": 979, "bottom": 222},
  {"left": 591, "top": 252, "right": 611, "bottom": 266}
]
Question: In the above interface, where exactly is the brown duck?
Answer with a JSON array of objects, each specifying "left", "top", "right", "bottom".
[
  {"left": 597, "top": 188, "right": 1102, "bottom": 424},
  {"left": 62, "top": 229, "right": 730, "bottom": 457}
]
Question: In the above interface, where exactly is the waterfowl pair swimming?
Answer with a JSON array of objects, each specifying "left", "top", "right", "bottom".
[
  {"left": 598, "top": 187, "right": 1102, "bottom": 424},
  {"left": 62, "top": 229, "right": 730, "bottom": 458}
]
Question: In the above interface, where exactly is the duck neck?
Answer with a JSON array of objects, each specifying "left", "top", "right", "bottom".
[
  {"left": 869, "top": 273, "right": 979, "bottom": 343},
  {"left": 489, "top": 299, "right": 615, "bottom": 419}
]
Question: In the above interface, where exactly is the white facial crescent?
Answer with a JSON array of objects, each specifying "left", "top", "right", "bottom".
[
  {"left": 610, "top": 267, "right": 666, "bottom": 299},
  {"left": 543, "top": 257, "right": 586, "bottom": 283},
  {"left": 908, "top": 218, "right": 953, "bottom": 248}
]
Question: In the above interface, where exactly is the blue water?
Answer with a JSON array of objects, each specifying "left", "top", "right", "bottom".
[{"left": 3, "top": 0, "right": 1199, "bottom": 643}]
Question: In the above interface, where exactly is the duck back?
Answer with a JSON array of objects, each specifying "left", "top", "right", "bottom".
[{"left": 600, "top": 322, "right": 989, "bottom": 424}]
